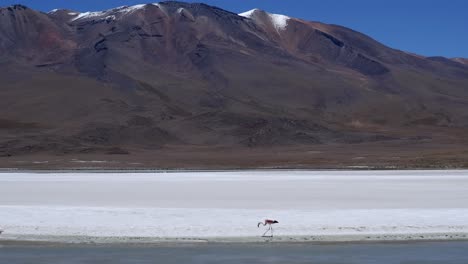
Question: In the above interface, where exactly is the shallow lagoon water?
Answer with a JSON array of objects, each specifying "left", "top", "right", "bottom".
[{"left": 1, "top": 241, "right": 468, "bottom": 264}]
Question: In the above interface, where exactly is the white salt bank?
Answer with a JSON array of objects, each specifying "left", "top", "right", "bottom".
[{"left": 0, "top": 170, "right": 467, "bottom": 243}]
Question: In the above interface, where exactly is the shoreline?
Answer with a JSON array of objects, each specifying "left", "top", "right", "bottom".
[
  {"left": 2, "top": 233, "right": 468, "bottom": 246},
  {"left": 2, "top": 168, "right": 468, "bottom": 173}
]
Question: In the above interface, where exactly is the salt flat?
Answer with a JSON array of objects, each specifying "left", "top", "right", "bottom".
[{"left": 0, "top": 170, "right": 468, "bottom": 243}]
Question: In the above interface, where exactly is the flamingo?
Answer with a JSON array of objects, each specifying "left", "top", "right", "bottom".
[{"left": 257, "top": 219, "right": 279, "bottom": 237}]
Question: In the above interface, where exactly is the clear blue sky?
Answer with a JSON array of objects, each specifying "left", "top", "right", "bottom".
[{"left": 2, "top": 0, "right": 467, "bottom": 58}]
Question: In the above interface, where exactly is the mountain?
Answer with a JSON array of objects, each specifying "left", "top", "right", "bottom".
[{"left": 1, "top": 2, "right": 468, "bottom": 169}]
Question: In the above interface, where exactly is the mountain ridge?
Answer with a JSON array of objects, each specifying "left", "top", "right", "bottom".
[{"left": 1, "top": 1, "right": 468, "bottom": 169}]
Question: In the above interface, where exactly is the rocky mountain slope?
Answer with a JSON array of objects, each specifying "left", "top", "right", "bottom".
[{"left": 1, "top": 2, "right": 468, "bottom": 168}]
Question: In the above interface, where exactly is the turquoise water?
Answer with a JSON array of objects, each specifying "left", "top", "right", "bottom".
[{"left": 1, "top": 241, "right": 468, "bottom": 264}]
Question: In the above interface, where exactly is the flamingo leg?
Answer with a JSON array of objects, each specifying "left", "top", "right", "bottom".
[{"left": 262, "top": 225, "right": 273, "bottom": 237}]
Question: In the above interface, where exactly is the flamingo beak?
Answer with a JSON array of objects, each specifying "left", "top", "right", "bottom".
[{"left": 274, "top": 220, "right": 279, "bottom": 223}]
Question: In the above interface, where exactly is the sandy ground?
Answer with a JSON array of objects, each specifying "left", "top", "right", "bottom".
[{"left": 0, "top": 170, "right": 468, "bottom": 243}]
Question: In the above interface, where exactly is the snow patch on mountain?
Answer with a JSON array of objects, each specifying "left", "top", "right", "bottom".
[
  {"left": 69, "top": 3, "right": 161, "bottom": 22},
  {"left": 269, "top": 13, "right": 290, "bottom": 31},
  {"left": 453, "top": 58, "right": 468, "bottom": 65},
  {"left": 239, "top": 9, "right": 290, "bottom": 31},
  {"left": 119, "top": 4, "right": 146, "bottom": 14},
  {"left": 71, "top": 11, "right": 105, "bottom": 21},
  {"left": 238, "top": 8, "right": 258, "bottom": 18}
]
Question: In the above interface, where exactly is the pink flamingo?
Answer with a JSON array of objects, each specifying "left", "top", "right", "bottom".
[{"left": 257, "top": 219, "right": 279, "bottom": 237}]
